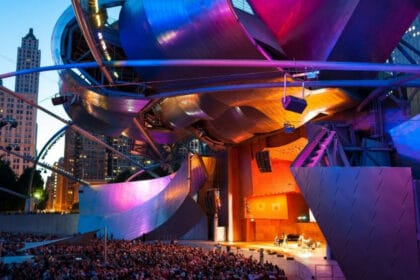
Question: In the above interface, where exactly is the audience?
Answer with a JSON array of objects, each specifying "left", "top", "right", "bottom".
[{"left": 0, "top": 232, "right": 287, "bottom": 280}]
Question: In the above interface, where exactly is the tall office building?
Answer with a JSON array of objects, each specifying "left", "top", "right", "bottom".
[
  {"left": 105, "top": 135, "right": 138, "bottom": 180},
  {"left": 61, "top": 129, "right": 141, "bottom": 211},
  {"left": 44, "top": 172, "right": 56, "bottom": 211},
  {"left": 62, "top": 129, "right": 108, "bottom": 211},
  {"left": 46, "top": 158, "right": 67, "bottom": 212},
  {"left": 390, "top": 14, "right": 420, "bottom": 116},
  {"left": 15, "top": 28, "right": 41, "bottom": 94},
  {"left": 391, "top": 14, "right": 420, "bottom": 63},
  {"left": 0, "top": 28, "right": 40, "bottom": 176}
]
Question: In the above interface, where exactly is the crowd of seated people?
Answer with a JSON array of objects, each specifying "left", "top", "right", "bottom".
[
  {"left": 1, "top": 232, "right": 288, "bottom": 280},
  {"left": 0, "top": 232, "right": 59, "bottom": 257}
]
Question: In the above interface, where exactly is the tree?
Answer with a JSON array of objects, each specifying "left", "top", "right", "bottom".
[
  {"left": 15, "top": 167, "right": 45, "bottom": 210},
  {"left": 15, "top": 167, "right": 44, "bottom": 193},
  {"left": 0, "top": 159, "right": 17, "bottom": 186},
  {"left": 0, "top": 159, "right": 18, "bottom": 211}
]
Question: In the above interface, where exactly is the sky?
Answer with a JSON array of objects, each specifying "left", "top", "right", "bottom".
[{"left": 0, "top": 1, "right": 72, "bottom": 170}]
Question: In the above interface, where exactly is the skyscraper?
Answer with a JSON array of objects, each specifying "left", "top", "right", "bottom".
[
  {"left": 0, "top": 28, "right": 40, "bottom": 175},
  {"left": 15, "top": 28, "right": 41, "bottom": 94},
  {"left": 59, "top": 129, "right": 142, "bottom": 212}
]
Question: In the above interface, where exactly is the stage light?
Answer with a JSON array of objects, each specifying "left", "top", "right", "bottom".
[
  {"left": 51, "top": 95, "right": 68, "bottom": 105},
  {"left": 282, "top": 95, "right": 307, "bottom": 113},
  {"left": 284, "top": 122, "right": 295, "bottom": 133},
  {"left": 282, "top": 76, "right": 307, "bottom": 113}
]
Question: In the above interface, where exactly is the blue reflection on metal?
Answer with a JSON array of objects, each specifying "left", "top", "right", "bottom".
[
  {"left": 389, "top": 114, "right": 420, "bottom": 162},
  {"left": 2, "top": 59, "right": 420, "bottom": 82}
]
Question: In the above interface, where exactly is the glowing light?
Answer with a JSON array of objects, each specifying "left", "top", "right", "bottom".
[
  {"left": 302, "top": 107, "right": 328, "bottom": 123},
  {"left": 71, "top": 68, "right": 92, "bottom": 85},
  {"left": 297, "top": 252, "right": 313, "bottom": 258},
  {"left": 94, "top": 14, "right": 102, "bottom": 28},
  {"left": 33, "top": 190, "right": 42, "bottom": 200},
  {"left": 157, "top": 30, "right": 178, "bottom": 44}
]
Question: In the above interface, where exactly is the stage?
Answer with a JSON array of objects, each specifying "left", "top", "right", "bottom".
[{"left": 179, "top": 240, "right": 345, "bottom": 280}]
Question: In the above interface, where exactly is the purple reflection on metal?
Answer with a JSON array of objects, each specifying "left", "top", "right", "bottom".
[
  {"left": 247, "top": 0, "right": 358, "bottom": 60},
  {"left": 119, "top": 0, "right": 271, "bottom": 82},
  {"left": 78, "top": 156, "right": 206, "bottom": 240},
  {"left": 92, "top": 178, "right": 168, "bottom": 213}
]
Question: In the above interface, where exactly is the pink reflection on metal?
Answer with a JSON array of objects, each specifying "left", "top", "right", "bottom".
[{"left": 90, "top": 175, "right": 170, "bottom": 213}]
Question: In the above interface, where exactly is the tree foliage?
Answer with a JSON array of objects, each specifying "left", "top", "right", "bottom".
[
  {"left": 16, "top": 167, "right": 46, "bottom": 210},
  {"left": 0, "top": 163, "right": 46, "bottom": 211},
  {"left": 0, "top": 159, "right": 18, "bottom": 211},
  {"left": 15, "top": 167, "right": 44, "bottom": 194},
  {"left": 0, "top": 159, "right": 17, "bottom": 187}
]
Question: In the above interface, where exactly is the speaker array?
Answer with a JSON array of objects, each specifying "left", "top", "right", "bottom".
[{"left": 256, "top": 151, "right": 272, "bottom": 173}]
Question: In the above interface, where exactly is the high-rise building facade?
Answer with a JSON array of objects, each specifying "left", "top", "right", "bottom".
[
  {"left": 0, "top": 28, "right": 39, "bottom": 176},
  {"left": 45, "top": 158, "right": 67, "bottom": 212},
  {"left": 105, "top": 135, "right": 138, "bottom": 180},
  {"left": 15, "top": 28, "right": 41, "bottom": 94},
  {"left": 391, "top": 14, "right": 420, "bottom": 63},
  {"left": 44, "top": 171, "right": 56, "bottom": 211},
  {"left": 61, "top": 129, "right": 141, "bottom": 211}
]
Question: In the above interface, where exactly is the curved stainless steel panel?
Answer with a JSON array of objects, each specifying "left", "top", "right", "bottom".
[
  {"left": 247, "top": 0, "right": 358, "bottom": 61},
  {"left": 119, "top": 0, "right": 279, "bottom": 84},
  {"left": 51, "top": 0, "right": 420, "bottom": 149},
  {"left": 59, "top": 70, "right": 148, "bottom": 136},
  {"left": 51, "top": 6, "right": 75, "bottom": 67},
  {"left": 247, "top": 0, "right": 420, "bottom": 71},
  {"left": 78, "top": 155, "right": 206, "bottom": 240},
  {"left": 161, "top": 80, "right": 356, "bottom": 144}
]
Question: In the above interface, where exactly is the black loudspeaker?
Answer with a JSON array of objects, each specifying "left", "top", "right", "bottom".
[
  {"left": 282, "top": 96, "right": 307, "bottom": 113},
  {"left": 256, "top": 151, "right": 272, "bottom": 172}
]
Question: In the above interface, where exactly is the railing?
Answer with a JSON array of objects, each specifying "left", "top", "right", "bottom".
[{"left": 291, "top": 128, "right": 329, "bottom": 167}]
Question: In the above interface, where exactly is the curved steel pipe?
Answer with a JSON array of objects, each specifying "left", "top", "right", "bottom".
[
  {"left": 2, "top": 59, "right": 420, "bottom": 81},
  {"left": 27, "top": 125, "right": 70, "bottom": 212}
]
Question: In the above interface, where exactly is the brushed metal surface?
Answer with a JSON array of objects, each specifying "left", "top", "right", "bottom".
[
  {"left": 248, "top": 0, "right": 358, "bottom": 61},
  {"left": 119, "top": 0, "right": 278, "bottom": 83},
  {"left": 78, "top": 155, "right": 207, "bottom": 240},
  {"left": 161, "top": 85, "right": 356, "bottom": 144},
  {"left": 51, "top": 0, "right": 420, "bottom": 147},
  {"left": 291, "top": 166, "right": 420, "bottom": 280},
  {"left": 248, "top": 0, "right": 419, "bottom": 68},
  {"left": 389, "top": 114, "right": 420, "bottom": 163}
]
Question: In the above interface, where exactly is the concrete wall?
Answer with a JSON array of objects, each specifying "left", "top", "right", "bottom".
[{"left": 0, "top": 214, "right": 79, "bottom": 236}]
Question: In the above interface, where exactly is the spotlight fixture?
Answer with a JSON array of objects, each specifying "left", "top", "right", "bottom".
[
  {"left": 284, "top": 122, "right": 295, "bottom": 134},
  {"left": 281, "top": 75, "right": 307, "bottom": 114},
  {"left": 282, "top": 95, "right": 307, "bottom": 114},
  {"left": 51, "top": 94, "right": 69, "bottom": 105}
]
